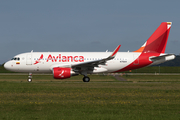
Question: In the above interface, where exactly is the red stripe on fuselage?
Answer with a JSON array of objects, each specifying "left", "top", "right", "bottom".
[{"left": 114, "top": 52, "right": 160, "bottom": 72}]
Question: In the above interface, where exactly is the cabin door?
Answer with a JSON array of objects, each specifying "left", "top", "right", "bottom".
[{"left": 26, "top": 54, "right": 32, "bottom": 65}]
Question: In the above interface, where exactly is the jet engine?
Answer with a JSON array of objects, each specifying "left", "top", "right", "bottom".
[{"left": 53, "top": 67, "right": 76, "bottom": 79}]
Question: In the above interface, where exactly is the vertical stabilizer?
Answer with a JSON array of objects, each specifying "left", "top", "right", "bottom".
[{"left": 134, "top": 22, "right": 172, "bottom": 53}]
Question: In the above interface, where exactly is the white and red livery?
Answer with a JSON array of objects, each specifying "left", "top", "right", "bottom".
[{"left": 4, "top": 22, "right": 175, "bottom": 82}]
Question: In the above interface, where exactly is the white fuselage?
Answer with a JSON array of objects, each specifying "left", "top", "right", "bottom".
[{"left": 4, "top": 52, "right": 141, "bottom": 73}]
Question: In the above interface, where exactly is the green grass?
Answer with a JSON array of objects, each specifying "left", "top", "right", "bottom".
[
  {"left": 122, "top": 75, "right": 180, "bottom": 82},
  {"left": 127, "top": 66, "right": 180, "bottom": 73},
  {"left": 0, "top": 75, "right": 180, "bottom": 119}
]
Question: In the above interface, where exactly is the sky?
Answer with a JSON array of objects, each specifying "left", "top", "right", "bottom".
[{"left": 0, "top": 0, "right": 180, "bottom": 64}]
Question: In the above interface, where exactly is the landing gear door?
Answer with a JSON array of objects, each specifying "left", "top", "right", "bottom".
[{"left": 26, "top": 54, "right": 32, "bottom": 65}]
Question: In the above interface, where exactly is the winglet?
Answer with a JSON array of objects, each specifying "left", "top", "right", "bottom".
[{"left": 110, "top": 45, "right": 121, "bottom": 57}]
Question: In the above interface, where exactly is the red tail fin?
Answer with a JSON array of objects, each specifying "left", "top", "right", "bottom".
[{"left": 134, "top": 22, "right": 172, "bottom": 53}]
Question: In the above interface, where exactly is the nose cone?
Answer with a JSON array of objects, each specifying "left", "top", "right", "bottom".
[{"left": 4, "top": 61, "right": 11, "bottom": 71}]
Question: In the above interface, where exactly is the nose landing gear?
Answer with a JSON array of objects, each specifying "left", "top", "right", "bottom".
[{"left": 27, "top": 73, "right": 32, "bottom": 82}]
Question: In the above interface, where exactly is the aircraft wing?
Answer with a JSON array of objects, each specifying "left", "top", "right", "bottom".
[{"left": 71, "top": 45, "right": 121, "bottom": 72}]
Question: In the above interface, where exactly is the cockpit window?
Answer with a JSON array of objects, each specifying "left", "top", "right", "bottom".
[{"left": 11, "top": 57, "right": 20, "bottom": 61}]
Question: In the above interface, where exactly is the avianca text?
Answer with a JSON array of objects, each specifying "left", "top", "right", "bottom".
[{"left": 46, "top": 54, "right": 84, "bottom": 62}]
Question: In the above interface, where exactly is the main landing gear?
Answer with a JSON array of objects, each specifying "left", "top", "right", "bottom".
[
  {"left": 81, "top": 71, "right": 90, "bottom": 82},
  {"left": 27, "top": 73, "right": 32, "bottom": 82},
  {"left": 83, "top": 76, "right": 90, "bottom": 82},
  {"left": 27, "top": 73, "right": 90, "bottom": 82}
]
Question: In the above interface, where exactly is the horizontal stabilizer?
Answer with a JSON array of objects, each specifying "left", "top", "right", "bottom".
[{"left": 149, "top": 54, "right": 175, "bottom": 65}]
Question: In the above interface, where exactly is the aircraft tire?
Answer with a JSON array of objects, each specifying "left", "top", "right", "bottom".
[
  {"left": 83, "top": 76, "right": 90, "bottom": 82},
  {"left": 27, "top": 78, "right": 32, "bottom": 82}
]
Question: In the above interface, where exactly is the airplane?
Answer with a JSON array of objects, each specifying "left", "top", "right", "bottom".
[{"left": 4, "top": 22, "right": 175, "bottom": 82}]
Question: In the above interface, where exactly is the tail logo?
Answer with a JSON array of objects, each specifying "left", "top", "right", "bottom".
[{"left": 133, "top": 22, "right": 172, "bottom": 54}]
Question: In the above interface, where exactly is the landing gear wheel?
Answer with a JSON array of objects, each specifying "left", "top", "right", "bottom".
[
  {"left": 27, "top": 73, "right": 32, "bottom": 82},
  {"left": 27, "top": 78, "right": 32, "bottom": 82},
  {"left": 83, "top": 76, "right": 90, "bottom": 82}
]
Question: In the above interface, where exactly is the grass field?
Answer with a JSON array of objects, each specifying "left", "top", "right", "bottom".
[
  {"left": 0, "top": 74, "right": 180, "bottom": 120},
  {"left": 127, "top": 66, "right": 180, "bottom": 73}
]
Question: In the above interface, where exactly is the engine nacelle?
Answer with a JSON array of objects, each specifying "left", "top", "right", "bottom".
[{"left": 53, "top": 67, "right": 75, "bottom": 79}]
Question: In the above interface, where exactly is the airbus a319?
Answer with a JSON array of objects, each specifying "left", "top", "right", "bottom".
[{"left": 4, "top": 22, "right": 175, "bottom": 82}]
